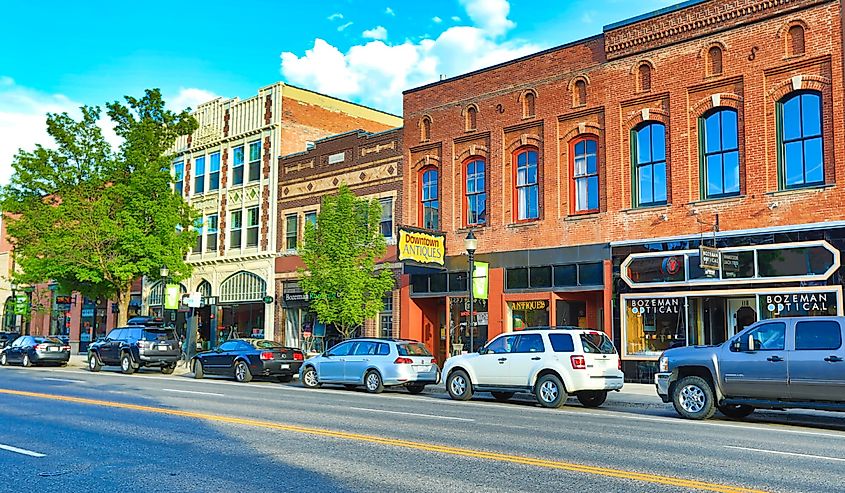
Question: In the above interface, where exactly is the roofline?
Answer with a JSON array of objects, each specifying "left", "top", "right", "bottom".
[
  {"left": 278, "top": 126, "right": 404, "bottom": 160},
  {"left": 603, "top": 0, "right": 709, "bottom": 31},
  {"left": 282, "top": 82, "right": 401, "bottom": 119},
  {"left": 609, "top": 220, "right": 845, "bottom": 247},
  {"left": 403, "top": 33, "right": 604, "bottom": 95}
]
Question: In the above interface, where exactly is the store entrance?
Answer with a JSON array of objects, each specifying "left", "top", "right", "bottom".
[
  {"left": 727, "top": 298, "right": 757, "bottom": 336},
  {"left": 688, "top": 296, "right": 758, "bottom": 347}
]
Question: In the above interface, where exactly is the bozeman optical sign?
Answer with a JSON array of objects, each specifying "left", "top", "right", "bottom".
[
  {"left": 398, "top": 228, "right": 445, "bottom": 266},
  {"left": 766, "top": 293, "right": 830, "bottom": 313},
  {"left": 629, "top": 298, "right": 681, "bottom": 315}
]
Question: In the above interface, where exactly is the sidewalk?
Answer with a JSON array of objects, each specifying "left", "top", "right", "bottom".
[{"left": 68, "top": 354, "right": 193, "bottom": 376}]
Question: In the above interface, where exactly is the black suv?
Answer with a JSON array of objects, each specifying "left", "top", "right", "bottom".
[
  {"left": 0, "top": 332, "right": 21, "bottom": 349},
  {"left": 87, "top": 326, "right": 180, "bottom": 374}
]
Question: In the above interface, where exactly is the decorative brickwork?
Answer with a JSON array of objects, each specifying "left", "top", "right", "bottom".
[
  {"left": 223, "top": 109, "right": 230, "bottom": 138},
  {"left": 264, "top": 95, "right": 273, "bottom": 125},
  {"left": 184, "top": 158, "right": 192, "bottom": 196}
]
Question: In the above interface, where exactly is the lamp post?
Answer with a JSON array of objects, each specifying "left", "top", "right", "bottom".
[
  {"left": 159, "top": 266, "right": 170, "bottom": 324},
  {"left": 464, "top": 230, "right": 477, "bottom": 353},
  {"left": 10, "top": 282, "right": 17, "bottom": 333}
]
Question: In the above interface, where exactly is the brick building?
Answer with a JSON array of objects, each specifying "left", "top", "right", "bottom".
[
  {"left": 398, "top": 0, "right": 845, "bottom": 379},
  {"left": 276, "top": 128, "right": 403, "bottom": 354},
  {"left": 146, "top": 83, "right": 400, "bottom": 345}
]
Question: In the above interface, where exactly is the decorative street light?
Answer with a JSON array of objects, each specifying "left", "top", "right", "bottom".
[
  {"left": 160, "top": 266, "right": 171, "bottom": 324},
  {"left": 464, "top": 230, "right": 477, "bottom": 353},
  {"left": 9, "top": 282, "right": 17, "bottom": 333}
]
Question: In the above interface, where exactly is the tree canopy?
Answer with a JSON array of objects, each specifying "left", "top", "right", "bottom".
[
  {"left": 298, "top": 184, "right": 396, "bottom": 340},
  {"left": 1, "top": 89, "right": 198, "bottom": 326}
]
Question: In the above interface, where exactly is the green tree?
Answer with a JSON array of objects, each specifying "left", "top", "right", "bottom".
[
  {"left": 2, "top": 89, "right": 198, "bottom": 327},
  {"left": 298, "top": 184, "right": 396, "bottom": 340}
]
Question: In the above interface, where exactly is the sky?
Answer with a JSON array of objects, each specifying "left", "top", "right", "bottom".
[{"left": 0, "top": 0, "right": 678, "bottom": 184}]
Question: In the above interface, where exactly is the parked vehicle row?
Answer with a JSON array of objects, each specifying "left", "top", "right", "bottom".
[{"left": 0, "top": 336, "right": 70, "bottom": 367}]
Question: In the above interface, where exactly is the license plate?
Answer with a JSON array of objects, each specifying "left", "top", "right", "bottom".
[
  {"left": 48, "top": 347, "right": 58, "bottom": 352},
  {"left": 281, "top": 364, "right": 290, "bottom": 369},
  {"left": 413, "top": 365, "right": 431, "bottom": 372},
  {"left": 158, "top": 345, "right": 169, "bottom": 351}
]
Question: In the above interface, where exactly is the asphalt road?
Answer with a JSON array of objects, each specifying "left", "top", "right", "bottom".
[{"left": 1, "top": 365, "right": 844, "bottom": 493}]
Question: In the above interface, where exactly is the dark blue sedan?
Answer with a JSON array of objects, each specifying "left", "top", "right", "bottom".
[
  {"left": 192, "top": 339, "right": 304, "bottom": 383},
  {"left": 0, "top": 336, "right": 70, "bottom": 367}
]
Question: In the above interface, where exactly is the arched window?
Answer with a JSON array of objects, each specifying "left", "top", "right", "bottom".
[
  {"left": 708, "top": 46, "right": 723, "bottom": 76},
  {"left": 574, "top": 80, "right": 587, "bottom": 106},
  {"left": 466, "top": 106, "right": 477, "bottom": 131},
  {"left": 788, "top": 25, "right": 805, "bottom": 56},
  {"left": 464, "top": 159, "right": 486, "bottom": 226},
  {"left": 779, "top": 91, "right": 823, "bottom": 189},
  {"left": 198, "top": 280, "right": 212, "bottom": 298},
  {"left": 638, "top": 64, "right": 652, "bottom": 92},
  {"left": 420, "top": 116, "right": 432, "bottom": 142},
  {"left": 514, "top": 148, "right": 539, "bottom": 220},
  {"left": 523, "top": 92, "right": 536, "bottom": 118},
  {"left": 632, "top": 122, "right": 667, "bottom": 207},
  {"left": 219, "top": 271, "right": 266, "bottom": 304},
  {"left": 700, "top": 108, "right": 740, "bottom": 198},
  {"left": 420, "top": 168, "right": 439, "bottom": 229},
  {"left": 572, "top": 138, "right": 599, "bottom": 213}
]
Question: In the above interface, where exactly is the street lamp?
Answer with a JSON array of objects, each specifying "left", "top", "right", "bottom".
[
  {"left": 464, "top": 230, "right": 477, "bottom": 353},
  {"left": 9, "top": 282, "right": 17, "bottom": 333},
  {"left": 160, "top": 266, "right": 170, "bottom": 323}
]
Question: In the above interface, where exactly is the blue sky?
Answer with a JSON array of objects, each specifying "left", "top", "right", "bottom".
[{"left": 0, "top": 0, "right": 677, "bottom": 182}]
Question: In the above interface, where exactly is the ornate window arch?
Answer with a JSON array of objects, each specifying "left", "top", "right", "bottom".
[
  {"left": 521, "top": 90, "right": 537, "bottom": 118},
  {"left": 420, "top": 115, "right": 432, "bottom": 142},
  {"left": 513, "top": 146, "right": 540, "bottom": 221},
  {"left": 707, "top": 45, "right": 723, "bottom": 76},
  {"left": 463, "top": 157, "right": 486, "bottom": 226},
  {"left": 778, "top": 90, "right": 823, "bottom": 189},
  {"left": 637, "top": 62, "right": 653, "bottom": 92},
  {"left": 419, "top": 166, "right": 439, "bottom": 230},
  {"left": 699, "top": 107, "right": 740, "bottom": 199},
  {"left": 465, "top": 104, "right": 478, "bottom": 131},
  {"left": 632, "top": 121, "right": 668, "bottom": 207},
  {"left": 197, "top": 280, "right": 212, "bottom": 298},
  {"left": 219, "top": 271, "right": 266, "bottom": 304}
]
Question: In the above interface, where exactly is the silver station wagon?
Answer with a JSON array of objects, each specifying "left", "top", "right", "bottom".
[{"left": 299, "top": 338, "right": 440, "bottom": 394}]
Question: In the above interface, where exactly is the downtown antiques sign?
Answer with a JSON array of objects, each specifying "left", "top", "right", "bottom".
[{"left": 398, "top": 228, "right": 445, "bottom": 266}]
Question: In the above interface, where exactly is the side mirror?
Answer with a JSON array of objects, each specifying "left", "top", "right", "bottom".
[
  {"left": 731, "top": 340, "right": 742, "bottom": 352},
  {"left": 323, "top": 352, "right": 331, "bottom": 358},
  {"left": 747, "top": 334, "right": 756, "bottom": 352},
  {"left": 478, "top": 347, "right": 488, "bottom": 355},
  {"left": 215, "top": 347, "right": 222, "bottom": 353}
]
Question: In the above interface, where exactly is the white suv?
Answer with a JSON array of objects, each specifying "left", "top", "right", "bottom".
[{"left": 442, "top": 328, "right": 624, "bottom": 408}]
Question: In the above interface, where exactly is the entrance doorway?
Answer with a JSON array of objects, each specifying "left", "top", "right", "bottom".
[{"left": 727, "top": 297, "right": 757, "bottom": 336}]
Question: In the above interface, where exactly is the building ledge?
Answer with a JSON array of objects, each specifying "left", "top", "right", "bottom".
[
  {"left": 766, "top": 183, "right": 834, "bottom": 198},
  {"left": 686, "top": 195, "right": 745, "bottom": 207},
  {"left": 565, "top": 212, "right": 602, "bottom": 222},
  {"left": 506, "top": 221, "right": 540, "bottom": 230},
  {"left": 621, "top": 204, "right": 671, "bottom": 215}
]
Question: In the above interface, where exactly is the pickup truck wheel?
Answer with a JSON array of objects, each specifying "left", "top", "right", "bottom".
[
  {"left": 718, "top": 404, "right": 755, "bottom": 419},
  {"left": 120, "top": 353, "right": 136, "bottom": 374},
  {"left": 577, "top": 390, "right": 608, "bottom": 408},
  {"left": 491, "top": 391, "right": 514, "bottom": 402},
  {"left": 672, "top": 376, "right": 716, "bottom": 420},
  {"left": 447, "top": 370, "right": 473, "bottom": 401},
  {"left": 535, "top": 374, "right": 567, "bottom": 408}
]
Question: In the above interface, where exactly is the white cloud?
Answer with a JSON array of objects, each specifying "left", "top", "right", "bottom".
[
  {"left": 451, "top": 16, "right": 462, "bottom": 22},
  {"left": 167, "top": 87, "right": 219, "bottom": 112},
  {"left": 459, "top": 0, "right": 514, "bottom": 36},
  {"left": 432, "top": 16, "right": 442, "bottom": 23},
  {"left": 280, "top": 0, "right": 535, "bottom": 114},
  {"left": 337, "top": 21, "right": 353, "bottom": 32},
  {"left": 362, "top": 26, "right": 388, "bottom": 41},
  {"left": 385, "top": 7, "right": 395, "bottom": 16},
  {"left": 327, "top": 12, "right": 343, "bottom": 21}
]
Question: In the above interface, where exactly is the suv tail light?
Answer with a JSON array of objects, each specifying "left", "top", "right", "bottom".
[
  {"left": 430, "top": 358, "right": 437, "bottom": 365},
  {"left": 570, "top": 355, "right": 586, "bottom": 370},
  {"left": 260, "top": 351, "right": 274, "bottom": 360},
  {"left": 618, "top": 358, "right": 622, "bottom": 371},
  {"left": 394, "top": 357, "right": 413, "bottom": 364},
  {"left": 293, "top": 352, "right": 304, "bottom": 361},
  {"left": 35, "top": 344, "right": 47, "bottom": 351},
  {"left": 137, "top": 341, "right": 148, "bottom": 349}
]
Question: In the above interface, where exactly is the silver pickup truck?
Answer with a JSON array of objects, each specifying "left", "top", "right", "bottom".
[{"left": 655, "top": 316, "right": 845, "bottom": 419}]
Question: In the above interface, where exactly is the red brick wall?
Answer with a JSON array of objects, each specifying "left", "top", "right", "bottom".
[{"left": 403, "top": 0, "right": 845, "bottom": 257}]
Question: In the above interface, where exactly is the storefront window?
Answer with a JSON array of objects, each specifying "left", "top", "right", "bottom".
[
  {"left": 625, "top": 297, "right": 685, "bottom": 357},
  {"left": 529, "top": 267, "right": 552, "bottom": 288},
  {"left": 553, "top": 265, "right": 577, "bottom": 287},
  {"left": 450, "top": 297, "right": 488, "bottom": 353},
  {"left": 579, "top": 262, "right": 603, "bottom": 285},
  {"left": 506, "top": 268, "right": 529, "bottom": 290},
  {"left": 509, "top": 300, "right": 549, "bottom": 330},
  {"left": 761, "top": 291, "right": 837, "bottom": 318},
  {"left": 429, "top": 273, "right": 447, "bottom": 293},
  {"left": 757, "top": 246, "right": 833, "bottom": 277},
  {"left": 627, "top": 256, "right": 685, "bottom": 283}
]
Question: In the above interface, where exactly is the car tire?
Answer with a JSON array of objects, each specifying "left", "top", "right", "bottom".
[
  {"left": 88, "top": 353, "right": 102, "bottom": 372},
  {"left": 277, "top": 375, "right": 293, "bottom": 383},
  {"left": 491, "top": 391, "right": 514, "bottom": 402},
  {"left": 193, "top": 360, "right": 204, "bottom": 379},
  {"left": 160, "top": 364, "right": 175, "bottom": 375},
  {"left": 22, "top": 353, "right": 32, "bottom": 368},
  {"left": 672, "top": 375, "right": 716, "bottom": 420},
  {"left": 0, "top": 353, "right": 7, "bottom": 366},
  {"left": 718, "top": 404, "right": 755, "bottom": 419},
  {"left": 535, "top": 374, "right": 567, "bottom": 408},
  {"left": 301, "top": 366, "right": 320, "bottom": 388},
  {"left": 447, "top": 370, "right": 473, "bottom": 401},
  {"left": 577, "top": 390, "right": 608, "bottom": 408},
  {"left": 364, "top": 370, "right": 384, "bottom": 394},
  {"left": 406, "top": 384, "right": 426, "bottom": 395},
  {"left": 120, "top": 353, "right": 136, "bottom": 375},
  {"left": 234, "top": 361, "right": 252, "bottom": 383}
]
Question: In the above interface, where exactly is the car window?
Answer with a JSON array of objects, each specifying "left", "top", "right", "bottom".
[
  {"left": 34, "top": 337, "right": 61, "bottom": 344},
  {"left": 376, "top": 343, "right": 390, "bottom": 356},
  {"left": 11, "top": 337, "right": 23, "bottom": 347},
  {"left": 353, "top": 341, "right": 377, "bottom": 355},
  {"left": 218, "top": 341, "right": 239, "bottom": 351},
  {"left": 124, "top": 329, "right": 142, "bottom": 342},
  {"left": 485, "top": 335, "right": 517, "bottom": 354},
  {"left": 397, "top": 342, "right": 432, "bottom": 356},
  {"left": 795, "top": 321, "right": 842, "bottom": 351},
  {"left": 548, "top": 334, "right": 575, "bottom": 352},
  {"left": 142, "top": 328, "right": 177, "bottom": 341},
  {"left": 742, "top": 322, "right": 786, "bottom": 351},
  {"left": 328, "top": 342, "right": 353, "bottom": 357},
  {"left": 513, "top": 334, "right": 545, "bottom": 353},
  {"left": 252, "top": 340, "right": 283, "bottom": 349},
  {"left": 24, "top": 337, "right": 35, "bottom": 346},
  {"left": 236, "top": 341, "right": 254, "bottom": 351},
  {"left": 580, "top": 332, "right": 616, "bottom": 354},
  {"left": 106, "top": 329, "right": 121, "bottom": 341}
]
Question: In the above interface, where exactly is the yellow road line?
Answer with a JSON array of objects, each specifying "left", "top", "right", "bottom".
[{"left": 0, "top": 388, "right": 767, "bottom": 493}]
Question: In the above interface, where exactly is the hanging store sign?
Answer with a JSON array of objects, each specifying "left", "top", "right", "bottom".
[
  {"left": 164, "top": 284, "right": 181, "bottom": 310},
  {"left": 398, "top": 228, "right": 445, "bottom": 266},
  {"left": 472, "top": 261, "right": 489, "bottom": 300},
  {"left": 699, "top": 246, "right": 720, "bottom": 271},
  {"left": 13, "top": 294, "right": 29, "bottom": 315}
]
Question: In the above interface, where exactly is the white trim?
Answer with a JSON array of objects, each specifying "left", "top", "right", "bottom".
[
  {"left": 620, "top": 240, "right": 839, "bottom": 289},
  {"left": 620, "top": 285, "right": 844, "bottom": 360},
  {"left": 610, "top": 221, "right": 845, "bottom": 247}
]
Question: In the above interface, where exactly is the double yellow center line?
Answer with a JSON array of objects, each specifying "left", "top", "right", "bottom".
[{"left": 0, "top": 388, "right": 766, "bottom": 493}]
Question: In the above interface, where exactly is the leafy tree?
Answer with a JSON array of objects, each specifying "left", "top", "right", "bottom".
[
  {"left": 2, "top": 89, "right": 198, "bottom": 327},
  {"left": 298, "top": 184, "right": 396, "bottom": 340}
]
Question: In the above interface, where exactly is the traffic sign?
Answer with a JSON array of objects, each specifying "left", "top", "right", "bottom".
[{"left": 262, "top": 295, "right": 274, "bottom": 304}]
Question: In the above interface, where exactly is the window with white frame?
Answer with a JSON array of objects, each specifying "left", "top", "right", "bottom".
[
  {"left": 230, "top": 210, "right": 242, "bottom": 249},
  {"left": 379, "top": 198, "right": 393, "bottom": 238},
  {"left": 233, "top": 146, "right": 245, "bottom": 186},
  {"left": 206, "top": 214, "right": 218, "bottom": 252},
  {"left": 248, "top": 141, "right": 261, "bottom": 182},
  {"left": 246, "top": 207, "right": 259, "bottom": 247},
  {"left": 209, "top": 152, "right": 220, "bottom": 191},
  {"left": 285, "top": 214, "right": 298, "bottom": 250},
  {"left": 194, "top": 156, "right": 206, "bottom": 195}
]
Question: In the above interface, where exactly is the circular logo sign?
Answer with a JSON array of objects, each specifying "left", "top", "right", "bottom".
[{"left": 662, "top": 256, "right": 682, "bottom": 276}]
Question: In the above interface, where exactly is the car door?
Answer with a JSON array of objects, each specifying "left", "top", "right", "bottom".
[
  {"left": 788, "top": 319, "right": 845, "bottom": 401},
  {"left": 719, "top": 321, "right": 788, "bottom": 399},
  {"left": 345, "top": 341, "right": 377, "bottom": 383},
  {"left": 205, "top": 341, "right": 239, "bottom": 374},
  {"left": 7, "top": 337, "right": 24, "bottom": 363},
  {"left": 504, "top": 334, "right": 546, "bottom": 386},
  {"left": 319, "top": 341, "right": 353, "bottom": 382},
  {"left": 474, "top": 334, "right": 517, "bottom": 386},
  {"left": 100, "top": 329, "right": 123, "bottom": 364}
]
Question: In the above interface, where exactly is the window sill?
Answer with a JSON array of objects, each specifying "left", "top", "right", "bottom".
[
  {"left": 621, "top": 204, "right": 670, "bottom": 215},
  {"left": 766, "top": 183, "right": 834, "bottom": 197},
  {"left": 456, "top": 225, "right": 488, "bottom": 234},
  {"left": 507, "top": 221, "right": 540, "bottom": 230},
  {"left": 565, "top": 211, "right": 602, "bottom": 221},
  {"left": 687, "top": 195, "right": 745, "bottom": 206}
]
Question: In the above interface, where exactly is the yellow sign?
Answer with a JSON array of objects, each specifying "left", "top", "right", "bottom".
[
  {"left": 398, "top": 229, "right": 445, "bottom": 266},
  {"left": 510, "top": 300, "right": 547, "bottom": 311}
]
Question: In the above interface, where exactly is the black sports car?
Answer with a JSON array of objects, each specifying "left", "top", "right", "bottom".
[{"left": 192, "top": 339, "right": 304, "bottom": 383}]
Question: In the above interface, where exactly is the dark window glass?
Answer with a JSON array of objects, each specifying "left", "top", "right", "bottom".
[
  {"left": 248, "top": 141, "right": 261, "bottom": 182},
  {"left": 230, "top": 210, "right": 242, "bottom": 249},
  {"left": 719, "top": 250, "right": 755, "bottom": 279},
  {"left": 702, "top": 108, "right": 740, "bottom": 198},
  {"left": 554, "top": 265, "right": 577, "bottom": 287},
  {"left": 506, "top": 268, "right": 529, "bottom": 290},
  {"left": 218, "top": 341, "right": 239, "bottom": 351},
  {"left": 795, "top": 321, "right": 842, "bottom": 350},
  {"left": 376, "top": 343, "right": 390, "bottom": 356},
  {"left": 206, "top": 214, "right": 218, "bottom": 252},
  {"left": 379, "top": 198, "right": 393, "bottom": 238},
  {"left": 757, "top": 246, "right": 833, "bottom": 277},
  {"left": 529, "top": 266, "right": 552, "bottom": 288},
  {"left": 633, "top": 122, "right": 667, "bottom": 207},
  {"left": 328, "top": 342, "right": 353, "bottom": 356},
  {"left": 194, "top": 156, "right": 206, "bottom": 194},
  {"left": 514, "top": 334, "right": 545, "bottom": 353},
  {"left": 411, "top": 275, "right": 429, "bottom": 293},
  {"left": 448, "top": 272, "right": 467, "bottom": 292},
  {"left": 429, "top": 273, "right": 447, "bottom": 293},
  {"left": 549, "top": 334, "right": 575, "bottom": 352},
  {"left": 107, "top": 330, "right": 122, "bottom": 341},
  {"left": 352, "top": 341, "right": 377, "bottom": 355},
  {"left": 627, "top": 256, "right": 685, "bottom": 283},
  {"left": 780, "top": 91, "right": 823, "bottom": 189},
  {"left": 209, "top": 152, "right": 220, "bottom": 191},
  {"left": 579, "top": 262, "right": 603, "bottom": 286},
  {"left": 516, "top": 149, "right": 539, "bottom": 220},
  {"left": 421, "top": 169, "right": 439, "bottom": 229},
  {"left": 246, "top": 207, "right": 259, "bottom": 247},
  {"left": 485, "top": 335, "right": 517, "bottom": 354},
  {"left": 580, "top": 333, "right": 616, "bottom": 354},
  {"left": 232, "top": 146, "right": 245, "bottom": 186},
  {"left": 397, "top": 343, "right": 432, "bottom": 356},
  {"left": 465, "top": 159, "right": 487, "bottom": 226},
  {"left": 173, "top": 161, "right": 184, "bottom": 196},
  {"left": 573, "top": 139, "right": 599, "bottom": 212},
  {"left": 142, "top": 328, "right": 177, "bottom": 341}
]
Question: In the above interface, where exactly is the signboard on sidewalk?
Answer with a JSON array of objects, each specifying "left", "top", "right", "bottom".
[{"left": 13, "top": 294, "right": 29, "bottom": 315}]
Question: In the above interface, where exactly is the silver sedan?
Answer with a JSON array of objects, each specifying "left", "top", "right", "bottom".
[{"left": 299, "top": 338, "right": 440, "bottom": 394}]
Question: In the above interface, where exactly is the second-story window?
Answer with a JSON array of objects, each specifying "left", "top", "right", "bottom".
[
  {"left": 305, "top": 211, "right": 317, "bottom": 227},
  {"left": 246, "top": 206, "right": 259, "bottom": 247},
  {"left": 379, "top": 198, "right": 394, "bottom": 238},
  {"left": 515, "top": 149, "right": 539, "bottom": 220},
  {"left": 230, "top": 210, "right": 242, "bottom": 249},
  {"left": 465, "top": 158, "right": 486, "bottom": 226},
  {"left": 701, "top": 108, "right": 739, "bottom": 198},
  {"left": 206, "top": 214, "right": 218, "bottom": 252},
  {"left": 233, "top": 146, "right": 245, "bottom": 186},
  {"left": 248, "top": 141, "right": 261, "bottom": 182},
  {"left": 285, "top": 214, "right": 298, "bottom": 250},
  {"left": 572, "top": 138, "right": 599, "bottom": 213},
  {"left": 209, "top": 152, "right": 220, "bottom": 191},
  {"left": 194, "top": 156, "right": 206, "bottom": 195},
  {"left": 174, "top": 161, "right": 184, "bottom": 196},
  {"left": 193, "top": 218, "right": 203, "bottom": 253},
  {"left": 421, "top": 168, "right": 439, "bottom": 230},
  {"left": 780, "top": 91, "right": 823, "bottom": 189},
  {"left": 633, "top": 122, "right": 667, "bottom": 207}
]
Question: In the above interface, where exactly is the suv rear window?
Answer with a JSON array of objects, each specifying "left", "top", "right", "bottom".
[
  {"left": 397, "top": 343, "right": 431, "bottom": 356},
  {"left": 142, "top": 329, "right": 177, "bottom": 341},
  {"left": 548, "top": 334, "right": 575, "bottom": 352},
  {"left": 580, "top": 332, "right": 616, "bottom": 354}
]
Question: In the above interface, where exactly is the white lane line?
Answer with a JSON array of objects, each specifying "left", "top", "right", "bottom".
[
  {"left": 0, "top": 444, "right": 46, "bottom": 458},
  {"left": 347, "top": 406, "right": 474, "bottom": 422},
  {"left": 43, "top": 377, "right": 85, "bottom": 384},
  {"left": 724, "top": 445, "right": 845, "bottom": 462},
  {"left": 161, "top": 388, "right": 224, "bottom": 397}
]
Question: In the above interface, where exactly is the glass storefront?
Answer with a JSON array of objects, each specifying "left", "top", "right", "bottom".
[
  {"left": 449, "top": 297, "right": 488, "bottom": 353},
  {"left": 508, "top": 300, "right": 549, "bottom": 330}
]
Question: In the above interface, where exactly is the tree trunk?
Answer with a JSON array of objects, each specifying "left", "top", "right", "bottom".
[{"left": 116, "top": 284, "right": 132, "bottom": 327}]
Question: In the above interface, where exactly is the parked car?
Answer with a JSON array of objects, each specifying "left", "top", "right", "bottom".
[
  {"left": 126, "top": 316, "right": 165, "bottom": 326},
  {"left": 87, "top": 326, "right": 180, "bottom": 374},
  {"left": 299, "top": 338, "right": 440, "bottom": 394},
  {"left": 192, "top": 339, "right": 304, "bottom": 383},
  {"left": 0, "top": 331, "right": 20, "bottom": 349},
  {"left": 442, "top": 328, "right": 624, "bottom": 408},
  {"left": 656, "top": 316, "right": 845, "bottom": 420},
  {"left": 0, "top": 336, "right": 70, "bottom": 367}
]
